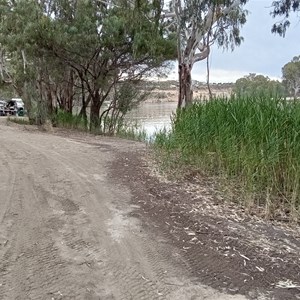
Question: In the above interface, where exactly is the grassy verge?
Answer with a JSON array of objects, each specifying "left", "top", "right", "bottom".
[
  {"left": 154, "top": 96, "right": 300, "bottom": 221},
  {"left": 52, "top": 110, "right": 88, "bottom": 131},
  {"left": 116, "top": 122, "right": 147, "bottom": 142},
  {"left": 9, "top": 109, "right": 147, "bottom": 142},
  {"left": 7, "top": 116, "right": 31, "bottom": 125},
  {"left": 52, "top": 111, "right": 148, "bottom": 141}
]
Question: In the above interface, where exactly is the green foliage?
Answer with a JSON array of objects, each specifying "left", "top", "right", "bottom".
[
  {"left": 116, "top": 82, "right": 147, "bottom": 114},
  {"left": 172, "top": 0, "right": 248, "bottom": 106},
  {"left": 0, "top": 0, "right": 176, "bottom": 127},
  {"left": 178, "top": 0, "right": 248, "bottom": 51},
  {"left": 52, "top": 110, "right": 87, "bottom": 131},
  {"left": 116, "top": 123, "right": 147, "bottom": 142},
  {"left": 282, "top": 55, "right": 300, "bottom": 97},
  {"left": 155, "top": 96, "right": 300, "bottom": 221},
  {"left": 234, "top": 73, "right": 284, "bottom": 97},
  {"left": 0, "top": 82, "right": 14, "bottom": 99},
  {"left": 7, "top": 116, "right": 30, "bottom": 125},
  {"left": 101, "top": 81, "right": 149, "bottom": 135},
  {"left": 271, "top": 0, "right": 300, "bottom": 36}
]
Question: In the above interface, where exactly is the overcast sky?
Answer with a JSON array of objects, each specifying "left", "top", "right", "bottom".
[{"left": 167, "top": 0, "right": 300, "bottom": 83}]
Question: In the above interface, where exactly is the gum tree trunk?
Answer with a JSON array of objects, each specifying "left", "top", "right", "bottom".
[
  {"left": 178, "top": 62, "right": 193, "bottom": 108},
  {"left": 170, "top": 0, "right": 244, "bottom": 108},
  {"left": 90, "top": 90, "right": 101, "bottom": 131}
]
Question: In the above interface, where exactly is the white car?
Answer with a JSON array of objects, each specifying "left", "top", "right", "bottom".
[
  {"left": 6, "top": 98, "right": 25, "bottom": 116},
  {"left": 0, "top": 100, "right": 6, "bottom": 116},
  {"left": 11, "top": 98, "right": 24, "bottom": 109}
]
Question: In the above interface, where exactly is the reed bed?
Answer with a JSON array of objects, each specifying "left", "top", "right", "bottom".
[{"left": 155, "top": 96, "right": 300, "bottom": 221}]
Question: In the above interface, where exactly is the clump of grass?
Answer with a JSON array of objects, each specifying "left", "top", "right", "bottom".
[
  {"left": 7, "top": 116, "right": 30, "bottom": 125},
  {"left": 52, "top": 110, "right": 87, "bottom": 131},
  {"left": 116, "top": 122, "right": 147, "bottom": 142},
  {"left": 155, "top": 96, "right": 300, "bottom": 221}
]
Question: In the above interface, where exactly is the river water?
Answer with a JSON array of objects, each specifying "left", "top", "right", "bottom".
[{"left": 126, "top": 102, "right": 177, "bottom": 137}]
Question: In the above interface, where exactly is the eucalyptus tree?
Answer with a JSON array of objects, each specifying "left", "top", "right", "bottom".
[
  {"left": 0, "top": 0, "right": 176, "bottom": 129},
  {"left": 0, "top": 0, "right": 47, "bottom": 121},
  {"left": 163, "top": 0, "right": 248, "bottom": 107},
  {"left": 56, "top": 0, "right": 168, "bottom": 128},
  {"left": 0, "top": 0, "right": 77, "bottom": 123},
  {"left": 271, "top": 0, "right": 300, "bottom": 36},
  {"left": 282, "top": 56, "right": 300, "bottom": 98},
  {"left": 234, "top": 73, "right": 284, "bottom": 97}
]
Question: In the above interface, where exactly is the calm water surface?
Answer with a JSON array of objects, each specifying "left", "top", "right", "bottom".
[{"left": 126, "top": 102, "right": 177, "bottom": 137}]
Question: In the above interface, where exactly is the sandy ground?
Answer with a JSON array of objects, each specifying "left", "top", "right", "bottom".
[
  {"left": 0, "top": 117, "right": 299, "bottom": 300},
  {"left": 112, "top": 151, "right": 300, "bottom": 300},
  {"left": 0, "top": 118, "right": 246, "bottom": 300}
]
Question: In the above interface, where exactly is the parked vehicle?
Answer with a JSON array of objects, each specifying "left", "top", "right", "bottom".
[
  {"left": 6, "top": 98, "right": 25, "bottom": 116},
  {"left": 6, "top": 100, "right": 18, "bottom": 115},
  {"left": 18, "top": 107, "right": 25, "bottom": 116},
  {"left": 0, "top": 98, "right": 25, "bottom": 116},
  {"left": 11, "top": 98, "right": 24, "bottom": 109},
  {"left": 0, "top": 100, "right": 7, "bottom": 116}
]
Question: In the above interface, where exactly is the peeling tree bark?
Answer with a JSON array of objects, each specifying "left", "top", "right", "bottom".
[
  {"left": 178, "top": 63, "right": 193, "bottom": 108},
  {"left": 168, "top": 0, "right": 245, "bottom": 108}
]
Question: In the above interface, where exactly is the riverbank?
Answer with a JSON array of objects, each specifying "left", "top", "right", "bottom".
[
  {"left": 142, "top": 80, "right": 233, "bottom": 103},
  {"left": 111, "top": 140, "right": 300, "bottom": 300}
]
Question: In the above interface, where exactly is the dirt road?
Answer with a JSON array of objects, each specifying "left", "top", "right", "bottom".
[
  {"left": 1, "top": 118, "right": 300, "bottom": 300},
  {"left": 0, "top": 119, "right": 249, "bottom": 300}
]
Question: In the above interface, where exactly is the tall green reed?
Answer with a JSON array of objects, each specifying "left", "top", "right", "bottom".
[
  {"left": 155, "top": 96, "right": 300, "bottom": 220},
  {"left": 52, "top": 110, "right": 88, "bottom": 131}
]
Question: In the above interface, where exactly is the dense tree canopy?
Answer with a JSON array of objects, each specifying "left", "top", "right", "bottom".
[
  {"left": 282, "top": 56, "right": 300, "bottom": 97},
  {"left": 234, "top": 73, "right": 284, "bottom": 97},
  {"left": 0, "top": 0, "right": 176, "bottom": 130},
  {"left": 2, "top": 0, "right": 296, "bottom": 129}
]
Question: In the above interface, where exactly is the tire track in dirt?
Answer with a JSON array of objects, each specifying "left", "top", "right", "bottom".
[
  {"left": 110, "top": 151, "right": 300, "bottom": 300},
  {"left": 0, "top": 144, "right": 23, "bottom": 299},
  {"left": 30, "top": 140, "right": 174, "bottom": 299},
  {"left": 1, "top": 134, "right": 170, "bottom": 299},
  {"left": 0, "top": 142, "right": 77, "bottom": 299},
  {"left": 38, "top": 134, "right": 246, "bottom": 300},
  {"left": 0, "top": 149, "right": 16, "bottom": 266},
  {"left": 0, "top": 143, "right": 17, "bottom": 224},
  {"left": 42, "top": 141, "right": 227, "bottom": 299},
  {"left": 0, "top": 122, "right": 248, "bottom": 299}
]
